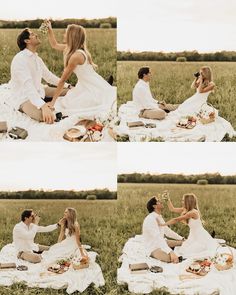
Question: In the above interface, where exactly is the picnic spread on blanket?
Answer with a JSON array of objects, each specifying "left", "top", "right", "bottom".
[
  {"left": 0, "top": 243, "right": 105, "bottom": 294},
  {"left": 117, "top": 235, "right": 236, "bottom": 295},
  {"left": 0, "top": 84, "right": 116, "bottom": 142},
  {"left": 116, "top": 101, "right": 235, "bottom": 142}
]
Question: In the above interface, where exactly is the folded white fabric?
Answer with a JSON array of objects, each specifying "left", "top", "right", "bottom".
[
  {"left": 117, "top": 235, "right": 236, "bottom": 295},
  {"left": 0, "top": 243, "right": 105, "bottom": 294},
  {"left": 116, "top": 102, "right": 236, "bottom": 142},
  {"left": 0, "top": 84, "right": 115, "bottom": 142}
]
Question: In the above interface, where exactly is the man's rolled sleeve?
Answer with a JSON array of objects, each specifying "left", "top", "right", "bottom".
[
  {"left": 36, "top": 223, "right": 58, "bottom": 233},
  {"left": 164, "top": 226, "right": 183, "bottom": 241}
]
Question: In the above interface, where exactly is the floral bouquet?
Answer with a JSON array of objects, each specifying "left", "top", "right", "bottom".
[
  {"left": 71, "top": 255, "right": 89, "bottom": 270},
  {"left": 160, "top": 190, "right": 169, "bottom": 201},
  {"left": 211, "top": 247, "right": 233, "bottom": 271},
  {"left": 176, "top": 116, "right": 197, "bottom": 129},
  {"left": 38, "top": 20, "right": 48, "bottom": 35},
  {"left": 96, "top": 100, "right": 118, "bottom": 141},
  {"left": 155, "top": 191, "right": 169, "bottom": 202},
  {"left": 197, "top": 103, "right": 217, "bottom": 124}
]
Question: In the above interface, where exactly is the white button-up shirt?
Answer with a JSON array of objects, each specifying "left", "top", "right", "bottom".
[
  {"left": 142, "top": 211, "right": 183, "bottom": 256},
  {"left": 9, "top": 48, "right": 64, "bottom": 110},
  {"left": 13, "top": 221, "right": 57, "bottom": 252},
  {"left": 132, "top": 79, "right": 160, "bottom": 111}
]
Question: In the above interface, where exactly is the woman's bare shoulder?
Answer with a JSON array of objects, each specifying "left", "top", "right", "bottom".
[
  {"left": 71, "top": 50, "right": 86, "bottom": 64},
  {"left": 189, "top": 209, "right": 199, "bottom": 218}
]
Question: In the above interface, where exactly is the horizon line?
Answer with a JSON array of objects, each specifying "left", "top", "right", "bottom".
[
  {"left": 0, "top": 16, "right": 116, "bottom": 21},
  {"left": 118, "top": 49, "right": 236, "bottom": 54},
  {"left": 0, "top": 188, "right": 117, "bottom": 192},
  {"left": 118, "top": 172, "right": 236, "bottom": 176}
]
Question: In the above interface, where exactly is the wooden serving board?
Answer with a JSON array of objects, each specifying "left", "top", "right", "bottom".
[{"left": 176, "top": 122, "right": 196, "bottom": 129}]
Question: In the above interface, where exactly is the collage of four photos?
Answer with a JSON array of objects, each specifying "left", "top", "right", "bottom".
[{"left": 0, "top": 0, "right": 236, "bottom": 295}]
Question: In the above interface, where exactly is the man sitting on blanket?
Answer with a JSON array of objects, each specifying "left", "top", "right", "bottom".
[
  {"left": 142, "top": 196, "right": 184, "bottom": 263},
  {"left": 132, "top": 67, "right": 179, "bottom": 120},
  {"left": 13, "top": 209, "right": 59, "bottom": 263},
  {"left": 9, "top": 28, "right": 71, "bottom": 124}
]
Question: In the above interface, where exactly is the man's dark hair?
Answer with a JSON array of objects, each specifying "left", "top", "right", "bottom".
[
  {"left": 146, "top": 197, "right": 158, "bottom": 213},
  {"left": 17, "top": 29, "right": 30, "bottom": 51},
  {"left": 21, "top": 209, "right": 33, "bottom": 222},
  {"left": 138, "top": 67, "right": 150, "bottom": 79}
]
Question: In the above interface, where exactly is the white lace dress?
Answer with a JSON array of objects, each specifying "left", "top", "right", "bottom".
[
  {"left": 42, "top": 229, "right": 81, "bottom": 264},
  {"left": 55, "top": 49, "right": 116, "bottom": 116},
  {"left": 169, "top": 88, "right": 212, "bottom": 118},
  {"left": 176, "top": 218, "right": 219, "bottom": 258}
]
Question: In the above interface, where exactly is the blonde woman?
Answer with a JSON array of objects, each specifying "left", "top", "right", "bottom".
[
  {"left": 159, "top": 193, "right": 219, "bottom": 258},
  {"left": 170, "top": 66, "right": 215, "bottom": 117},
  {"left": 45, "top": 20, "right": 116, "bottom": 116},
  {"left": 42, "top": 208, "right": 88, "bottom": 263}
]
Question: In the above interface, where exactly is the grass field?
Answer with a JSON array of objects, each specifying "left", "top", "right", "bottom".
[
  {"left": 1, "top": 185, "right": 235, "bottom": 295},
  {"left": 0, "top": 28, "right": 116, "bottom": 85},
  {"left": 0, "top": 199, "right": 117, "bottom": 295},
  {"left": 117, "top": 183, "right": 236, "bottom": 294},
  {"left": 117, "top": 61, "right": 236, "bottom": 129}
]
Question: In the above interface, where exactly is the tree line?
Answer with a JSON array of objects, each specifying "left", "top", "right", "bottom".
[
  {"left": 0, "top": 18, "right": 116, "bottom": 29},
  {"left": 117, "top": 50, "right": 236, "bottom": 62},
  {"left": 118, "top": 173, "right": 236, "bottom": 184},
  {"left": 0, "top": 189, "right": 117, "bottom": 199}
]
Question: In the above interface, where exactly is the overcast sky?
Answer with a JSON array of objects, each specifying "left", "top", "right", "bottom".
[
  {"left": 118, "top": 143, "right": 236, "bottom": 175},
  {"left": 0, "top": 143, "right": 117, "bottom": 191},
  {"left": 0, "top": 0, "right": 116, "bottom": 20},
  {"left": 1, "top": 0, "right": 235, "bottom": 52},
  {"left": 118, "top": 0, "right": 236, "bottom": 52}
]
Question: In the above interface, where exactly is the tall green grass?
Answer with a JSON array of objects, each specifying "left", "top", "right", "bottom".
[
  {"left": 0, "top": 199, "right": 117, "bottom": 295},
  {"left": 117, "top": 183, "right": 236, "bottom": 294},
  {"left": 117, "top": 61, "right": 236, "bottom": 129},
  {"left": 0, "top": 29, "right": 116, "bottom": 86}
]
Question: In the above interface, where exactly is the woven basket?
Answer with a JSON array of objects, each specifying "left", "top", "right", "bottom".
[
  {"left": 72, "top": 261, "right": 89, "bottom": 270},
  {"left": 197, "top": 103, "right": 216, "bottom": 124},
  {"left": 213, "top": 246, "right": 234, "bottom": 271},
  {"left": 72, "top": 256, "right": 90, "bottom": 270}
]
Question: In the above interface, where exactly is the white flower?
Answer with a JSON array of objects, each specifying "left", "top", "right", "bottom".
[
  {"left": 213, "top": 253, "right": 229, "bottom": 266},
  {"left": 39, "top": 22, "right": 48, "bottom": 35},
  {"left": 72, "top": 255, "right": 83, "bottom": 266}
]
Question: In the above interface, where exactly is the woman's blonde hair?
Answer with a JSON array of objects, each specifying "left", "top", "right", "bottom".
[
  {"left": 183, "top": 193, "right": 198, "bottom": 211},
  {"left": 64, "top": 207, "right": 78, "bottom": 236},
  {"left": 200, "top": 66, "right": 213, "bottom": 88},
  {"left": 64, "top": 24, "right": 96, "bottom": 68},
  {"left": 182, "top": 193, "right": 204, "bottom": 223}
]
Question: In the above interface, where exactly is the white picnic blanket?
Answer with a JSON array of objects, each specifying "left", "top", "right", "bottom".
[
  {"left": 116, "top": 102, "right": 236, "bottom": 142},
  {"left": 0, "top": 84, "right": 116, "bottom": 142},
  {"left": 0, "top": 243, "right": 105, "bottom": 294},
  {"left": 117, "top": 235, "right": 236, "bottom": 295}
]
